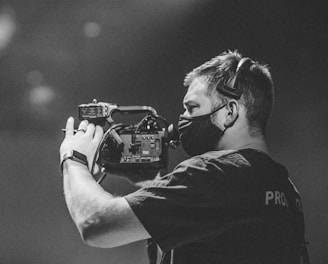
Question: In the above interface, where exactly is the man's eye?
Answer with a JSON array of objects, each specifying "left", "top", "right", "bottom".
[{"left": 187, "top": 105, "right": 197, "bottom": 112}]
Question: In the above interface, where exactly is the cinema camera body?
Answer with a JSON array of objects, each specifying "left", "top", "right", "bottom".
[{"left": 78, "top": 99, "right": 179, "bottom": 172}]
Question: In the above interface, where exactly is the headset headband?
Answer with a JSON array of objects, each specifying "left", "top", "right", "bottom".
[{"left": 216, "top": 57, "right": 254, "bottom": 99}]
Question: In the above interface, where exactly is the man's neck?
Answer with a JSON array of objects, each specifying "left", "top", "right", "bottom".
[{"left": 217, "top": 130, "right": 269, "bottom": 154}]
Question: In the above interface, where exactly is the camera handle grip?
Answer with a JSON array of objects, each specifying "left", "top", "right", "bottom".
[{"left": 106, "top": 106, "right": 157, "bottom": 123}]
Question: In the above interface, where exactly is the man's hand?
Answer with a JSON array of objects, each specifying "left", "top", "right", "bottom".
[{"left": 60, "top": 117, "right": 104, "bottom": 171}]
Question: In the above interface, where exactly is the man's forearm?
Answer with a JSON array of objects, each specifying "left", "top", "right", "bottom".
[
  {"left": 62, "top": 159, "right": 151, "bottom": 248},
  {"left": 62, "top": 160, "right": 115, "bottom": 235}
]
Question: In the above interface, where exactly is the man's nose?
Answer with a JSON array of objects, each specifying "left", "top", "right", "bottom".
[{"left": 181, "top": 110, "right": 190, "bottom": 118}]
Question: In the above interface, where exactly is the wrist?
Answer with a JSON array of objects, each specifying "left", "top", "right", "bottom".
[
  {"left": 60, "top": 150, "right": 89, "bottom": 172},
  {"left": 62, "top": 158, "right": 88, "bottom": 173}
]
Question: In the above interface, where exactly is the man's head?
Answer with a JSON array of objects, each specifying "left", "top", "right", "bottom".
[
  {"left": 179, "top": 50, "right": 274, "bottom": 155},
  {"left": 183, "top": 50, "right": 274, "bottom": 135}
]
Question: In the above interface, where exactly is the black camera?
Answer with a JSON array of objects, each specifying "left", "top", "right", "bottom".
[{"left": 78, "top": 99, "right": 179, "bottom": 172}]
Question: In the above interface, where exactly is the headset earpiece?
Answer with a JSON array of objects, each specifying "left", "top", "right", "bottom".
[{"left": 216, "top": 57, "right": 254, "bottom": 99}]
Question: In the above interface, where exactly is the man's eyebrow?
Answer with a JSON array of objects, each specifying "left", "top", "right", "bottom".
[{"left": 183, "top": 99, "right": 199, "bottom": 107}]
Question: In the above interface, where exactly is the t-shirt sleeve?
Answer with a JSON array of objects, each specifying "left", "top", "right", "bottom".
[{"left": 124, "top": 156, "right": 254, "bottom": 252}]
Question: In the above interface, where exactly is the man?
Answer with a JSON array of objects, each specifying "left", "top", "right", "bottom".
[{"left": 60, "top": 50, "right": 306, "bottom": 264}]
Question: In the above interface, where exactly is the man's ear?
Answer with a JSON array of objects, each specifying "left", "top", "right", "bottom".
[{"left": 224, "top": 100, "right": 239, "bottom": 128}]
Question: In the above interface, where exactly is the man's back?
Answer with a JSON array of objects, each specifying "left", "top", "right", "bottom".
[{"left": 126, "top": 149, "right": 304, "bottom": 264}]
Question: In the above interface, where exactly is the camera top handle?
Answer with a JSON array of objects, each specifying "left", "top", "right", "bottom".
[
  {"left": 78, "top": 99, "right": 158, "bottom": 125},
  {"left": 107, "top": 105, "right": 157, "bottom": 123}
]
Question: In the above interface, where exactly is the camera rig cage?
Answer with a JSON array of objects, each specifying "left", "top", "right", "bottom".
[{"left": 78, "top": 99, "right": 179, "bottom": 174}]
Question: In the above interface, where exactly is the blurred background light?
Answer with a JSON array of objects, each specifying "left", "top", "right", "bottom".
[
  {"left": 0, "top": 6, "right": 16, "bottom": 52},
  {"left": 84, "top": 21, "right": 101, "bottom": 38},
  {"left": 29, "top": 85, "right": 55, "bottom": 106}
]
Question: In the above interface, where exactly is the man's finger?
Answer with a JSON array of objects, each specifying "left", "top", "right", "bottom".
[
  {"left": 65, "top": 117, "right": 75, "bottom": 138},
  {"left": 76, "top": 120, "right": 89, "bottom": 135},
  {"left": 85, "top": 123, "right": 95, "bottom": 138},
  {"left": 93, "top": 125, "right": 104, "bottom": 142}
]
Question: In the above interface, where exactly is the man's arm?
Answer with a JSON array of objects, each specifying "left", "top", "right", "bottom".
[{"left": 60, "top": 117, "right": 151, "bottom": 248}]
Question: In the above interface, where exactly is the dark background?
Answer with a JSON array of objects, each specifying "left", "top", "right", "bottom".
[{"left": 0, "top": 0, "right": 327, "bottom": 263}]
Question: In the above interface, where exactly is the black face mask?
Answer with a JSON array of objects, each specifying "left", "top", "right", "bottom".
[{"left": 178, "top": 104, "right": 226, "bottom": 156}]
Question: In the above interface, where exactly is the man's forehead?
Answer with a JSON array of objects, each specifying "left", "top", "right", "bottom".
[{"left": 183, "top": 77, "right": 209, "bottom": 103}]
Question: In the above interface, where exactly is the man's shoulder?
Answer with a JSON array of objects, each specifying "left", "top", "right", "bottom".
[
  {"left": 175, "top": 149, "right": 249, "bottom": 172},
  {"left": 193, "top": 149, "right": 251, "bottom": 166},
  {"left": 199, "top": 149, "right": 239, "bottom": 160}
]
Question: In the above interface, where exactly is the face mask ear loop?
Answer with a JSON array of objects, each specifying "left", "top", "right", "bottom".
[
  {"left": 208, "top": 103, "right": 227, "bottom": 121},
  {"left": 222, "top": 126, "right": 229, "bottom": 135},
  {"left": 211, "top": 103, "right": 227, "bottom": 115},
  {"left": 209, "top": 103, "right": 227, "bottom": 132}
]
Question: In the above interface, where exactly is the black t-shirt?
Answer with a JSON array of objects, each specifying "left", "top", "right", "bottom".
[{"left": 125, "top": 149, "right": 305, "bottom": 264}]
